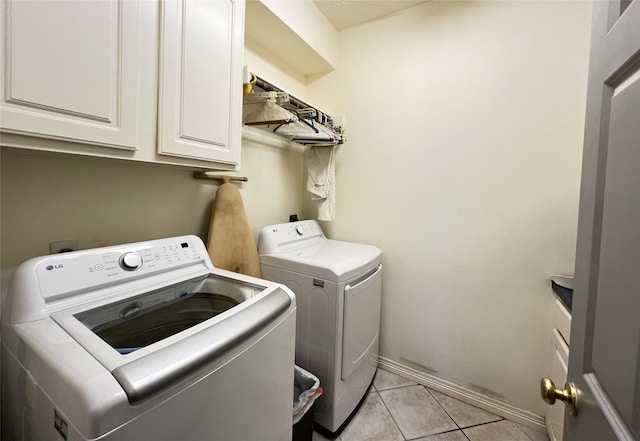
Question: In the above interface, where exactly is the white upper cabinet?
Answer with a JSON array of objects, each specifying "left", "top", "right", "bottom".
[
  {"left": 0, "top": 0, "right": 244, "bottom": 169},
  {"left": 0, "top": 0, "right": 145, "bottom": 150},
  {"left": 158, "top": 0, "right": 244, "bottom": 166}
]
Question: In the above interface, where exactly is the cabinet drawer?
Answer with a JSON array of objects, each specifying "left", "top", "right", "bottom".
[
  {"left": 552, "top": 298, "right": 571, "bottom": 346},
  {"left": 546, "top": 328, "right": 569, "bottom": 441}
]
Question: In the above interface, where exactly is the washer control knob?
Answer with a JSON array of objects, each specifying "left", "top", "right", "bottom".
[
  {"left": 119, "top": 252, "right": 143, "bottom": 271},
  {"left": 295, "top": 226, "right": 304, "bottom": 236}
]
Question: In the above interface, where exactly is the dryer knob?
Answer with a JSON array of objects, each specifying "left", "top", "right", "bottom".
[
  {"left": 119, "top": 252, "right": 143, "bottom": 271},
  {"left": 295, "top": 226, "right": 304, "bottom": 236}
]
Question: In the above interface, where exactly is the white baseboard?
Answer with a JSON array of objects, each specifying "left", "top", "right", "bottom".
[{"left": 377, "top": 356, "right": 546, "bottom": 431}]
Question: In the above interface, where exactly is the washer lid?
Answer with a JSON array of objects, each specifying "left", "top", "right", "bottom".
[
  {"left": 51, "top": 271, "right": 292, "bottom": 404},
  {"left": 260, "top": 239, "right": 381, "bottom": 282}
]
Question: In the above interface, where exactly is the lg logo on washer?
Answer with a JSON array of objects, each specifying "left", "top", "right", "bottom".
[{"left": 46, "top": 264, "right": 64, "bottom": 271}]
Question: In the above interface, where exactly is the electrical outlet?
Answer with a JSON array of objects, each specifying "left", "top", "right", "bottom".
[{"left": 50, "top": 240, "right": 78, "bottom": 254}]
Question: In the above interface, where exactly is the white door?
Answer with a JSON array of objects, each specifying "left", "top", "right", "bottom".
[
  {"left": 157, "top": 0, "right": 244, "bottom": 165},
  {"left": 0, "top": 0, "right": 146, "bottom": 150},
  {"left": 554, "top": 1, "right": 640, "bottom": 439}
]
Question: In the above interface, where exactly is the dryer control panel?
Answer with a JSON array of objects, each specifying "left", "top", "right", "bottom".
[{"left": 258, "top": 220, "right": 325, "bottom": 254}]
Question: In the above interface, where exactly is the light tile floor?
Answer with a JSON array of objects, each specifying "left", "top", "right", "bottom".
[{"left": 313, "top": 369, "right": 550, "bottom": 441}]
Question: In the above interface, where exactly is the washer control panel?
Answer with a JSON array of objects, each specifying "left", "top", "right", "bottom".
[{"left": 35, "top": 235, "right": 207, "bottom": 300}]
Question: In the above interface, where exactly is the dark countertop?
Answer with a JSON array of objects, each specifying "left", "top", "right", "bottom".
[{"left": 551, "top": 280, "right": 573, "bottom": 312}]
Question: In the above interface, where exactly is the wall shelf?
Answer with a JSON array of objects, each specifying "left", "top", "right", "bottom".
[{"left": 243, "top": 75, "right": 345, "bottom": 147}]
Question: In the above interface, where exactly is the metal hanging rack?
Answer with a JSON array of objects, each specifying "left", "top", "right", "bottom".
[
  {"left": 243, "top": 75, "right": 345, "bottom": 146},
  {"left": 243, "top": 91, "right": 290, "bottom": 105}
]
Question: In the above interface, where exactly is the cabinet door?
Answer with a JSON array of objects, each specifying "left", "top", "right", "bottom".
[
  {"left": 546, "top": 329, "right": 569, "bottom": 441},
  {"left": 158, "top": 0, "right": 244, "bottom": 165},
  {"left": 0, "top": 0, "right": 145, "bottom": 150}
]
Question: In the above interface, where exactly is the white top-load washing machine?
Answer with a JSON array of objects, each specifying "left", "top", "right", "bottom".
[
  {"left": 258, "top": 220, "right": 382, "bottom": 433},
  {"left": 1, "top": 235, "right": 296, "bottom": 441}
]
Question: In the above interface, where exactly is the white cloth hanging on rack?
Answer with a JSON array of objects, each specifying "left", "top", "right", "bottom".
[{"left": 305, "top": 146, "right": 336, "bottom": 221}]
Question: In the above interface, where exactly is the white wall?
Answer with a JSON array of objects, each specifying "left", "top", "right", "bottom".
[
  {"left": 244, "top": 45, "right": 309, "bottom": 97},
  {"left": 306, "top": 0, "right": 592, "bottom": 414},
  {"left": 0, "top": 139, "right": 304, "bottom": 303}
]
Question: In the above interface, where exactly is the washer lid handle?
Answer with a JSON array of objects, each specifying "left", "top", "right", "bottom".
[{"left": 111, "top": 288, "right": 291, "bottom": 404}]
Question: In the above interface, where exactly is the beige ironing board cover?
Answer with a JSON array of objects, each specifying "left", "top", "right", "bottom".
[{"left": 206, "top": 182, "right": 261, "bottom": 278}]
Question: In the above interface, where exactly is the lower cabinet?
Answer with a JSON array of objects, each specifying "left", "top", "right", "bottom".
[{"left": 545, "top": 298, "right": 572, "bottom": 441}]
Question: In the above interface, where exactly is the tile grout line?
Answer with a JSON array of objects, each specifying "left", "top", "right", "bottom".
[
  {"left": 374, "top": 383, "right": 422, "bottom": 393},
  {"left": 379, "top": 383, "right": 473, "bottom": 441},
  {"left": 375, "top": 388, "right": 410, "bottom": 440},
  {"left": 424, "top": 384, "right": 529, "bottom": 441},
  {"left": 370, "top": 373, "right": 411, "bottom": 440},
  {"left": 423, "top": 385, "right": 462, "bottom": 429},
  {"left": 459, "top": 420, "right": 543, "bottom": 441},
  {"left": 422, "top": 385, "right": 472, "bottom": 441},
  {"left": 374, "top": 373, "right": 542, "bottom": 441},
  {"left": 404, "top": 428, "right": 470, "bottom": 441},
  {"left": 458, "top": 419, "right": 509, "bottom": 430}
]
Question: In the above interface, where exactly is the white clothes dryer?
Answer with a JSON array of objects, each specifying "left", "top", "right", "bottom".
[
  {"left": 258, "top": 220, "right": 382, "bottom": 433},
  {"left": 1, "top": 235, "right": 296, "bottom": 441}
]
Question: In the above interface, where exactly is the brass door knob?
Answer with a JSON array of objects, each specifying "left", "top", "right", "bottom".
[{"left": 540, "top": 377, "right": 578, "bottom": 416}]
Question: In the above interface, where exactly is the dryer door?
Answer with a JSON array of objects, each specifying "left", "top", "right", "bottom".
[{"left": 341, "top": 264, "right": 382, "bottom": 380}]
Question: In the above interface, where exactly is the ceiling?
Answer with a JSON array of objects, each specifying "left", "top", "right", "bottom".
[{"left": 312, "top": 0, "right": 428, "bottom": 30}]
